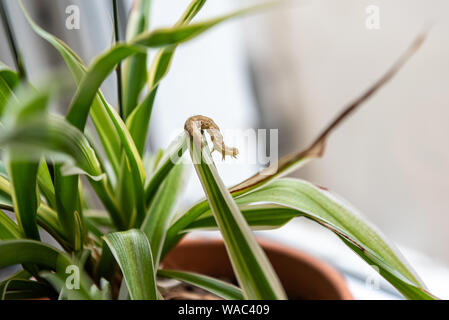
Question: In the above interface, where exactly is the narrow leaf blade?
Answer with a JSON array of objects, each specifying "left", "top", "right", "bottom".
[
  {"left": 142, "top": 163, "right": 186, "bottom": 266},
  {"left": 158, "top": 269, "right": 243, "bottom": 300},
  {"left": 104, "top": 229, "right": 157, "bottom": 300},
  {"left": 188, "top": 135, "right": 286, "bottom": 300}
]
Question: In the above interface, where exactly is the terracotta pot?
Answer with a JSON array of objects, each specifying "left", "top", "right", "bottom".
[{"left": 162, "top": 238, "right": 353, "bottom": 300}]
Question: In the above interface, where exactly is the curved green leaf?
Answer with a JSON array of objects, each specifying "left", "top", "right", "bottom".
[
  {"left": 37, "top": 159, "right": 56, "bottom": 209},
  {"left": 0, "top": 239, "right": 71, "bottom": 270},
  {"left": 144, "top": 132, "right": 188, "bottom": 207},
  {"left": 0, "top": 173, "right": 73, "bottom": 250},
  {"left": 40, "top": 271, "right": 95, "bottom": 300},
  {"left": 142, "top": 163, "right": 186, "bottom": 266},
  {"left": 0, "top": 62, "right": 19, "bottom": 114},
  {"left": 6, "top": 160, "right": 40, "bottom": 240},
  {"left": 0, "top": 210, "right": 21, "bottom": 239},
  {"left": 1, "top": 113, "right": 108, "bottom": 245},
  {"left": 181, "top": 178, "right": 437, "bottom": 300},
  {"left": 104, "top": 229, "right": 157, "bottom": 300},
  {"left": 0, "top": 115, "right": 103, "bottom": 179},
  {"left": 187, "top": 135, "right": 286, "bottom": 300},
  {"left": 122, "top": 0, "right": 151, "bottom": 120},
  {"left": 185, "top": 204, "right": 296, "bottom": 231},
  {"left": 66, "top": 44, "right": 144, "bottom": 130},
  {"left": 0, "top": 239, "right": 101, "bottom": 300},
  {"left": 158, "top": 269, "right": 243, "bottom": 300},
  {"left": 236, "top": 179, "right": 423, "bottom": 285},
  {"left": 20, "top": 1, "right": 121, "bottom": 175},
  {"left": 0, "top": 62, "right": 19, "bottom": 90},
  {"left": 37, "top": 205, "right": 72, "bottom": 251},
  {"left": 0, "top": 279, "right": 56, "bottom": 300},
  {"left": 96, "top": 98, "right": 146, "bottom": 227},
  {"left": 126, "top": 0, "right": 207, "bottom": 154},
  {"left": 2, "top": 84, "right": 53, "bottom": 242},
  {"left": 66, "top": 2, "right": 267, "bottom": 132}
]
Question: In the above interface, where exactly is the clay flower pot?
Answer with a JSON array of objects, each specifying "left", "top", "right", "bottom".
[{"left": 162, "top": 238, "right": 353, "bottom": 300}]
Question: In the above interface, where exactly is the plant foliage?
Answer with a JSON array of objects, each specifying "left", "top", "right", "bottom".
[{"left": 0, "top": 0, "right": 435, "bottom": 300}]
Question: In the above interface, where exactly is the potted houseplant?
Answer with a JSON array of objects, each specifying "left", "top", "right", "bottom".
[{"left": 0, "top": 0, "right": 436, "bottom": 300}]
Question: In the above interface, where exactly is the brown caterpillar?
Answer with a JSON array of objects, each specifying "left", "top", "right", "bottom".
[{"left": 184, "top": 115, "right": 239, "bottom": 160}]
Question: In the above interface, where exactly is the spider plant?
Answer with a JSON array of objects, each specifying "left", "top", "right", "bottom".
[{"left": 0, "top": 0, "right": 437, "bottom": 300}]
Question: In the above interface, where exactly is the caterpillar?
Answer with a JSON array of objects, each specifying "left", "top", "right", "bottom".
[{"left": 184, "top": 115, "right": 239, "bottom": 160}]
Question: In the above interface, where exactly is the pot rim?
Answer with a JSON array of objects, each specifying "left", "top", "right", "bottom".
[{"left": 170, "top": 237, "right": 354, "bottom": 300}]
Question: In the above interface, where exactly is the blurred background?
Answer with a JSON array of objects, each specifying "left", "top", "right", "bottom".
[{"left": 1, "top": 0, "right": 448, "bottom": 298}]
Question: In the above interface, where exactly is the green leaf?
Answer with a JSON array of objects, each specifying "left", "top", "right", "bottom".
[
  {"left": 64, "top": 59, "right": 146, "bottom": 228},
  {"left": 27, "top": 2, "right": 265, "bottom": 232},
  {"left": 40, "top": 271, "right": 95, "bottom": 300},
  {"left": 141, "top": 163, "right": 186, "bottom": 266},
  {"left": 158, "top": 269, "right": 243, "bottom": 300},
  {"left": 126, "top": 88, "right": 157, "bottom": 154},
  {"left": 2, "top": 84, "right": 53, "bottom": 242},
  {"left": 0, "top": 279, "right": 56, "bottom": 300},
  {"left": 66, "top": 44, "right": 145, "bottom": 130},
  {"left": 0, "top": 210, "right": 21, "bottom": 239},
  {"left": 0, "top": 177, "right": 14, "bottom": 211},
  {"left": 0, "top": 113, "right": 112, "bottom": 246},
  {"left": 37, "top": 205, "right": 72, "bottom": 251},
  {"left": 0, "top": 239, "right": 71, "bottom": 270},
  {"left": 115, "top": 157, "right": 137, "bottom": 228},
  {"left": 20, "top": 1, "right": 121, "bottom": 176},
  {"left": 341, "top": 238, "right": 436, "bottom": 300},
  {"left": 0, "top": 115, "right": 103, "bottom": 180},
  {"left": 115, "top": 0, "right": 153, "bottom": 226},
  {"left": 144, "top": 133, "right": 188, "bottom": 207},
  {"left": 178, "top": 0, "right": 208, "bottom": 23},
  {"left": 84, "top": 209, "right": 114, "bottom": 229},
  {"left": 131, "top": 4, "right": 267, "bottom": 48},
  {"left": 100, "top": 103, "right": 146, "bottom": 227},
  {"left": 0, "top": 172, "right": 71, "bottom": 249},
  {"left": 0, "top": 240, "right": 99, "bottom": 300},
  {"left": 53, "top": 170, "right": 81, "bottom": 250},
  {"left": 122, "top": 0, "right": 151, "bottom": 120},
  {"left": 83, "top": 217, "right": 104, "bottom": 246},
  {"left": 37, "top": 160, "right": 56, "bottom": 209},
  {"left": 95, "top": 240, "right": 118, "bottom": 283},
  {"left": 19, "top": 3, "right": 130, "bottom": 237},
  {"left": 104, "top": 229, "right": 157, "bottom": 300},
  {"left": 237, "top": 180, "right": 423, "bottom": 283},
  {"left": 89, "top": 178, "right": 124, "bottom": 230},
  {"left": 182, "top": 178, "right": 437, "bottom": 300},
  {"left": 66, "top": 2, "right": 267, "bottom": 133},
  {"left": 184, "top": 204, "right": 296, "bottom": 231},
  {"left": 187, "top": 135, "right": 286, "bottom": 300},
  {"left": 6, "top": 160, "right": 40, "bottom": 240},
  {"left": 0, "top": 62, "right": 19, "bottom": 114},
  {"left": 0, "top": 62, "right": 19, "bottom": 90},
  {"left": 126, "top": 0, "right": 207, "bottom": 154}
]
